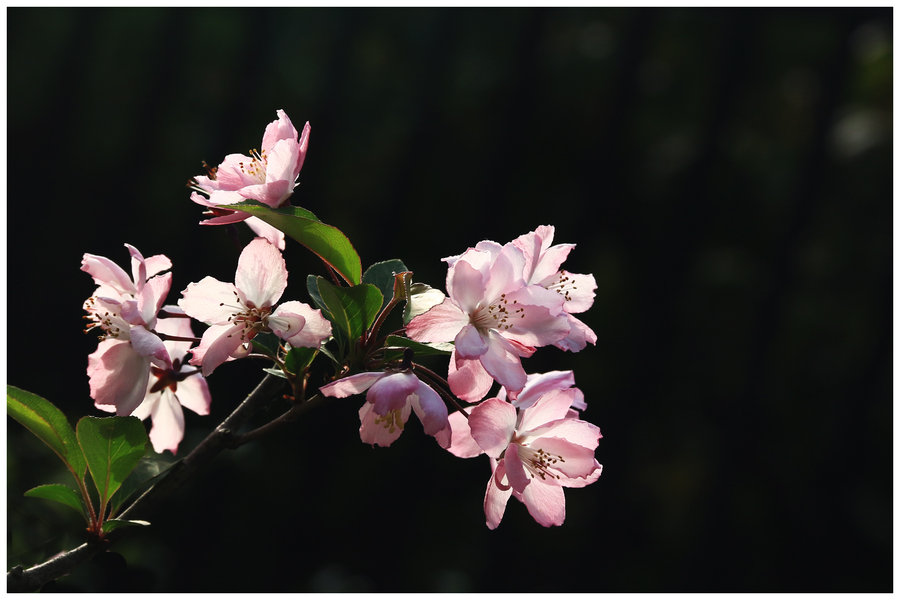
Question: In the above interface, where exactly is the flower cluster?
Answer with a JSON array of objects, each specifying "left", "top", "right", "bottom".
[{"left": 80, "top": 109, "right": 603, "bottom": 529}]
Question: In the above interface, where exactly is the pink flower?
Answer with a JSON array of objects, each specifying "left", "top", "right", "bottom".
[
  {"left": 444, "top": 370, "right": 586, "bottom": 459},
  {"left": 406, "top": 240, "right": 570, "bottom": 402},
  {"left": 83, "top": 244, "right": 174, "bottom": 415},
  {"left": 189, "top": 109, "right": 311, "bottom": 249},
  {"left": 512, "top": 225, "right": 598, "bottom": 352},
  {"left": 178, "top": 237, "right": 331, "bottom": 376},
  {"left": 468, "top": 392, "right": 602, "bottom": 529},
  {"left": 129, "top": 308, "right": 211, "bottom": 454},
  {"left": 319, "top": 371, "right": 451, "bottom": 448}
]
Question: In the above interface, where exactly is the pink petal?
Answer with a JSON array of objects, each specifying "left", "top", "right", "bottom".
[
  {"left": 454, "top": 324, "right": 489, "bottom": 358},
  {"left": 479, "top": 331, "right": 527, "bottom": 394},
  {"left": 214, "top": 153, "right": 257, "bottom": 190},
  {"left": 81, "top": 253, "right": 135, "bottom": 295},
  {"left": 358, "top": 400, "right": 410, "bottom": 447},
  {"left": 319, "top": 372, "right": 385, "bottom": 398},
  {"left": 147, "top": 389, "right": 186, "bottom": 454},
  {"left": 484, "top": 460, "right": 513, "bottom": 530},
  {"left": 409, "top": 380, "right": 449, "bottom": 437},
  {"left": 405, "top": 297, "right": 469, "bottom": 343},
  {"left": 295, "top": 121, "right": 311, "bottom": 174},
  {"left": 524, "top": 417, "right": 602, "bottom": 451},
  {"left": 156, "top": 309, "right": 196, "bottom": 362},
  {"left": 444, "top": 408, "right": 484, "bottom": 458},
  {"left": 175, "top": 374, "right": 212, "bottom": 416},
  {"left": 178, "top": 276, "right": 240, "bottom": 324},
  {"left": 267, "top": 307, "right": 306, "bottom": 341},
  {"left": 517, "top": 388, "right": 576, "bottom": 433},
  {"left": 129, "top": 326, "right": 171, "bottom": 368},
  {"left": 482, "top": 243, "right": 527, "bottom": 303},
  {"left": 262, "top": 137, "right": 301, "bottom": 187},
  {"left": 261, "top": 109, "right": 299, "bottom": 152},
  {"left": 446, "top": 258, "right": 487, "bottom": 314},
  {"left": 509, "top": 370, "right": 576, "bottom": 410},
  {"left": 275, "top": 301, "right": 332, "bottom": 348},
  {"left": 528, "top": 436, "right": 601, "bottom": 483},
  {"left": 447, "top": 350, "right": 495, "bottom": 402},
  {"left": 368, "top": 372, "right": 418, "bottom": 415},
  {"left": 501, "top": 285, "right": 570, "bottom": 347},
  {"left": 520, "top": 479, "right": 566, "bottom": 527},
  {"left": 557, "top": 271, "right": 596, "bottom": 313},
  {"left": 238, "top": 179, "right": 292, "bottom": 208},
  {"left": 193, "top": 323, "right": 246, "bottom": 376},
  {"left": 468, "top": 397, "right": 516, "bottom": 458},
  {"left": 234, "top": 237, "right": 288, "bottom": 308},
  {"left": 554, "top": 314, "right": 597, "bottom": 352},
  {"left": 87, "top": 340, "right": 151, "bottom": 416},
  {"left": 505, "top": 443, "right": 533, "bottom": 492},
  {"left": 245, "top": 217, "right": 285, "bottom": 250}
]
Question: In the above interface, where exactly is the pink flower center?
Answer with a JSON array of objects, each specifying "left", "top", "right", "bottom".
[
  {"left": 516, "top": 442, "right": 566, "bottom": 481},
  {"left": 545, "top": 270, "right": 578, "bottom": 303},
  {"left": 238, "top": 148, "right": 269, "bottom": 184},
  {"left": 374, "top": 409, "right": 405, "bottom": 433},
  {"left": 83, "top": 296, "right": 128, "bottom": 340},
  {"left": 221, "top": 291, "right": 273, "bottom": 342},
  {"left": 470, "top": 293, "right": 526, "bottom": 332}
]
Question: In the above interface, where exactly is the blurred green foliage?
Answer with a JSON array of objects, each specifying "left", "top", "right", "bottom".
[{"left": 7, "top": 7, "right": 891, "bottom": 592}]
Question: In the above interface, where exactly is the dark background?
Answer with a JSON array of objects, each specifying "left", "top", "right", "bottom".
[{"left": 6, "top": 7, "right": 892, "bottom": 592}]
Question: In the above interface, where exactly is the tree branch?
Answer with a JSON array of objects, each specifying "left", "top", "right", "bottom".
[{"left": 7, "top": 373, "right": 288, "bottom": 592}]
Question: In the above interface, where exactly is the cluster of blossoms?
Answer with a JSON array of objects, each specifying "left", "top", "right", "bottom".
[{"left": 81, "top": 109, "right": 603, "bottom": 529}]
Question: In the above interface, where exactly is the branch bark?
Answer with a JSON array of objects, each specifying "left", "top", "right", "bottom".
[{"left": 6, "top": 373, "right": 317, "bottom": 592}]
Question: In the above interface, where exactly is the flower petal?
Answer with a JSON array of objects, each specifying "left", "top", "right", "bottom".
[
  {"left": 87, "top": 340, "right": 151, "bottom": 416},
  {"left": 359, "top": 400, "right": 410, "bottom": 447},
  {"left": 234, "top": 237, "right": 288, "bottom": 308},
  {"left": 484, "top": 460, "right": 513, "bottom": 530},
  {"left": 447, "top": 349, "right": 495, "bottom": 402},
  {"left": 275, "top": 301, "right": 332, "bottom": 348},
  {"left": 454, "top": 324, "right": 489, "bottom": 358},
  {"left": 479, "top": 331, "right": 527, "bottom": 393},
  {"left": 178, "top": 276, "right": 239, "bottom": 324},
  {"left": 409, "top": 380, "right": 450, "bottom": 437},
  {"left": 520, "top": 478, "right": 567, "bottom": 527},
  {"left": 468, "top": 397, "right": 516, "bottom": 458},
  {"left": 368, "top": 372, "right": 418, "bottom": 415},
  {"left": 245, "top": 216, "right": 286, "bottom": 250},
  {"left": 444, "top": 408, "right": 484, "bottom": 458},
  {"left": 405, "top": 297, "right": 469, "bottom": 343},
  {"left": 319, "top": 372, "right": 384, "bottom": 398},
  {"left": 147, "top": 389, "right": 186, "bottom": 455}
]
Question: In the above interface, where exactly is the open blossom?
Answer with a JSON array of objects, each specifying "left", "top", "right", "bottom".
[
  {"left": 189, "top": 109, "right": 311, "bottom": 249},
  {"left": 444, "top": 370, "right": 586, "bottom": 459},
  {"left": 512, "top": 225, "right": 598, "bottom": 352},
  {"left": 83, "top": 244, "right": 173, "bottom": 415},
  {"left": 468, "top": 392, "right": 602, "bottom": 529},
  {"left": 178, "top": 237, "right": 331, "bottom": 376},
  {"left": 406, "top": 240, "right": 570, "bottom": 402},
  {"left": 319, "top": 371, "right": 451, "bottom": 448},
  {"left": 98, "top": 308, "right": 211, "bottom": 454}
]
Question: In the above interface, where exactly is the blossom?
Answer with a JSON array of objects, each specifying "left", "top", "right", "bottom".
[
  {"left": 319, "top": 370, "right": 451, "bottom": 448},
  {"left": 178, "top": 237, "right": 331, "bottom": 376},
  {"left": 468, "top": 391, "right": 602, "bottom": 529},
  {"left": 83, "top": 244, "right": 173, "bottom": 415},
  {"left": 406, "top": 240, "right": 570, "bottom": 402},
  {"left": 512, "top": 225, "right": 598, "bottom": 352},
  {"left": 189, "top": 109, "right": 311, "bottom": 249},
  {"left": 129, "top": 308, "right": 211, "bottom": 454}
]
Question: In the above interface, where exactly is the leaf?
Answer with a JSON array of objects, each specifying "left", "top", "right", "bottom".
[
  {"left": 385, "top": 335, "right": 454, "bottom": 357},
  {"left": 262, "top": 367, "right": 289, "bottom": 379},
  {"left": 229, "top": 201, "right": 362, "bottom": 285},
  {"left": 251, "top": 331, "right": 281, "bottom": 359},
  {"left": 76, "top": 416, "right": 148, "bottom": 509},
  {"left": 284, "top": 346, "right": 318, "bottom": 375},
  {"left": 102, "top": 519, "right": 151, "bottom": 534},
  {"left": 362, "top": 259, "right": 410, "bottom": 310},
  {"left": 7, "top": 385, "right": 87, "bottom": 479},
  {"left": 24, "top": 484, "right": 86, "bottom": 517},
  {"left": 108, "top": 453, "right": 177, "bottom": 516},
  {"left": 315, "top": 277, "right": 383, "bottom": 341},
  {"left": 306, "top": 274, "right": 331, "bottom": 319}
]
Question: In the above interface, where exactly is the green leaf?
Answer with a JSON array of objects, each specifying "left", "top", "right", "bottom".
[
  {"left": 76, "top": 416, "right": 148, "bottom": 509},
  {"left": 7, "top": 385, "right": 87, "bottom": 479},
  {"left": 229, "top": 201, "right": 362, "bottom": 285},
  {"left": 102, "top": 519, "right": 151, "bottom": 534},
  {"left": 284, "top": 346, "right": 318, "bottom": 375},
  {"left": 25, "top": 484, "right": 86, "bottom": 517},
  {"left": 262, "top": 367, "right": 289, "bottom": 379},
  {"left": 108, "top": 453, "right": 177, "bottom": 516},
  {"left": 251, "top": 331, "right": 282, "bottom": 359},
  {"left": 316, "top": 277, "right": 383, "bottom": 341},
  {"left": 306, "top": 274, "right": 332, "bottom": 319},
  {"left": 362, "top": 259, "right": 410, "bottom": 310},
  {"left": 385, "top": 335, "right": 454, "bottom": 357}
]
